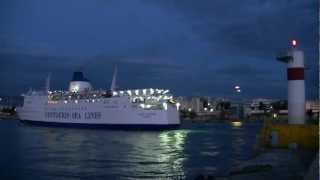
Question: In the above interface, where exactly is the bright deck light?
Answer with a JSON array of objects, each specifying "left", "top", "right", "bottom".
[
  {"left": 157, "top": 89, "right": 163, "bottom": 94},
  {"left": 112, "top": 91, "right": 118, "bottom": 96},
  {"left": 163, "top": 90, "right": 169, "bottom": 94},
  {"left": 150, "top": 88, "right": 154, "bottom": 95},
  {"left": 163, "top": 102, "right": 168, "bottom": 110}
]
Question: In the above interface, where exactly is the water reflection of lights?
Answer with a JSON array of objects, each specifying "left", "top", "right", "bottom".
[
  {"left": 230, "top": 122, "right": 246, "bottom": 165},
  {"left": 273, "top": 113, "right": 278, "bottom": 118},
  {"left": 231, "top": 121, "right": 242, "bottom": 127},
  {"left": 158, "top": 130, "right": 189, "bottom": 179}
]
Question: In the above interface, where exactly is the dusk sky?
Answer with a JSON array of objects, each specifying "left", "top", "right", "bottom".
[{"left": 0, "top": 0, "right": 318, "bottom": 99}]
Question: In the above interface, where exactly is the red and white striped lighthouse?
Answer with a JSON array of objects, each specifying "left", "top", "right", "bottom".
[{"left": 277, "top": 40, "right": 305, "bottom": 124}]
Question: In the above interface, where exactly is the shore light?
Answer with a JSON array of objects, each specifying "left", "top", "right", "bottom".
[
  {"left": 176, "top": 102, "right": 181, "bottom": 110},
  {"left": 273, "top": 113, "right": 278, "bottom": 119},
  {"left": 231, "top": 121, "right": 242, "bottom": 127},
  {"left": 291, "top": 39, "right": 297, "bottom": 47}
]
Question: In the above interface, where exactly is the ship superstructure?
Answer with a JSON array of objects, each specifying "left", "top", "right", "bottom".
[{"left": 17, "top": 69, "right": 180, "bottom": 129}]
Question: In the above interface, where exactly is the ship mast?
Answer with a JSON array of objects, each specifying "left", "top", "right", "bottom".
[
  {"left": 110, "top": 66, "right": 117, "bottom": 91},
  {"left": 45, "top": 73, "right": 51, "bottom": 93}
]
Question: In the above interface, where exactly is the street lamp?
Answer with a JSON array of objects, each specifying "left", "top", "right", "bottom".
[
  {"left": 233, "top": 85, "right": 243, "bottom": 120},
  {"left": 234, "top": 85, "right": 241, "bottom": 93}
]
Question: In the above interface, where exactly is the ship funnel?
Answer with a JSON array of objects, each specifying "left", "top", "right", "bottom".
[
  {"left": 110, "top": 66, "right": 117, "bottom": 91},
  {"left": 69, "top": 71, "right": 92, "bottom": 93},
  {"left": 72, "top": 72, "right": 88, "bottom": 81}
]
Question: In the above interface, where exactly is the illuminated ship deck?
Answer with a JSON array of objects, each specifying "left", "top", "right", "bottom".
[{"left": 41, "top": 88, "right": 179, "bottom": 111}]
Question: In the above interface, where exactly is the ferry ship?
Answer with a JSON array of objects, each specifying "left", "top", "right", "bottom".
[{"left": 17, "top": 69, "right": 180, "bottom": 129}]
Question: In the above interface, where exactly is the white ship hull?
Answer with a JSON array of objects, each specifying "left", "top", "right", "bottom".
[{"left": 17, "top": 95, "right": 180, "bottom": 129}]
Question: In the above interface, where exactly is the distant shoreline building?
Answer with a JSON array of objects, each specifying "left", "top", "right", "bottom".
[{"left": 176, "top": 96, "right": 319, "bottom": 121}]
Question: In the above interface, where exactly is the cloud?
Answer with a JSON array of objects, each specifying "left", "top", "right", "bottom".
[
  {"left": 215, "top": 64, "right": 268, "bottom": 76},
  {"left": 147, "top": 0, "right": 317, "bottom": 56},
  {"left": 0, "top": 52, "right": 181, "bottom": 95},
  {"left": 0, "top": 0, "right": 317, "bottom": 99},
  {"left": 0, "top": 35, "right": 58, "bottom": 56},
  {"left": 145, "top": 0, "right": 318, "bottom": 99}
]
